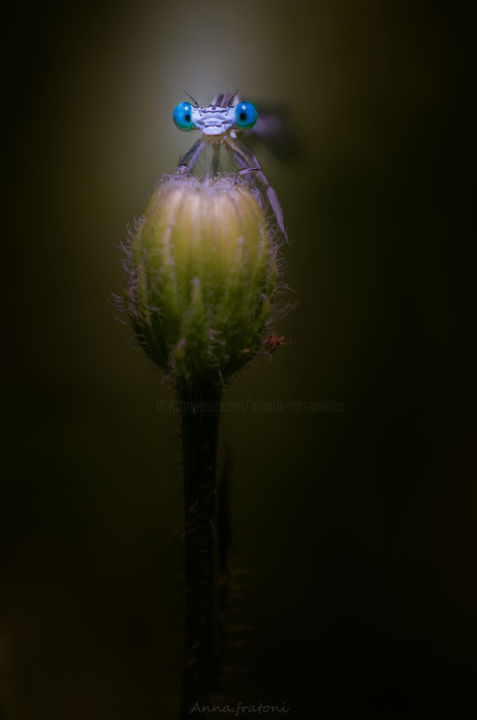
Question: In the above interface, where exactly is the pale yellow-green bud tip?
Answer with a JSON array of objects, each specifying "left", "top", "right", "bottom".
[{"left": 124, "top": 175, "right": 279, "bottom": 392}]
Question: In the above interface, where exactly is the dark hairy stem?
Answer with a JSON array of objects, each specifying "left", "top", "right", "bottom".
[
  {"left": 180, "top": 384, "right": 222, "bottom": 717},
  {"left": 218, "top": 451, "right": 232, "bottom": 623}
]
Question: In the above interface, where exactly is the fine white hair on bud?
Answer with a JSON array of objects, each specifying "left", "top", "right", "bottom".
[{"left": 123, "top": 175, "right": 282, "bottom": 393}]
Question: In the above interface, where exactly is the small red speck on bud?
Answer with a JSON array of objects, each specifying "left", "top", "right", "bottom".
[{"left": 264, "top": 333, "right": 291, "bottom": 355}]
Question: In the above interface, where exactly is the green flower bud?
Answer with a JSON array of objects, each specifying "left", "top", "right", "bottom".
[{"left": 124, "top": 175, "right": 279, "bottom": 394}]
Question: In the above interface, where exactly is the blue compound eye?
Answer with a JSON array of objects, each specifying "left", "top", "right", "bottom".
[
  {"left": 173, "top": 102, "right": 195, "bottom": 131},
  {"left": 235, "top": 102, "right": 258, "bottom": 129}
]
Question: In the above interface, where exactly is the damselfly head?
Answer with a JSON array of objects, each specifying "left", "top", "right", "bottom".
[{"left": 173, "top": 100, "right": 258, "bottom": 136}]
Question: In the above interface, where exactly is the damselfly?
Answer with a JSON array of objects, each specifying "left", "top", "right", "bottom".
[{"left": 172, "top": 91, "right": 288, "bottom": 240}]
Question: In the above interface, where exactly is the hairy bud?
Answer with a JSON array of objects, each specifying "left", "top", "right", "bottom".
[{"left": 123, "top": 175, "right": 279, "bottom": 394}]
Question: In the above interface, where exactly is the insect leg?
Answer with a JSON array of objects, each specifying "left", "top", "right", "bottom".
[
  {"left": 224, "top": 145, "right": 266, "bottom": 212},
  {"left": 225, "top": 137, "right": 287, "bottom": 241},
  {"left": 176, "top": 139, "right": 206, "bottom": 175}
]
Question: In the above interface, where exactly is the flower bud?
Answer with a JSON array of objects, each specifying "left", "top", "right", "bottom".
[{"left": 124, "top": 176, "right": 279, "bottom": 393}]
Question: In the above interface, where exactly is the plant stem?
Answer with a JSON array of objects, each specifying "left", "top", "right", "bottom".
[
  {"left": 217, "top": 452, "right": 232, "bottom": 646},
  {"left": 180, "top": 384, "right": 222, "bottom": 716}
]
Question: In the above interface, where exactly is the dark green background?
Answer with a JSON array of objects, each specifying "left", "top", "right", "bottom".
[{"left": 2, "top": 1, "right": 475, "bottom": 718}]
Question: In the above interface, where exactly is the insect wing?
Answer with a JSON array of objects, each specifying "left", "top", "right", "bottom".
[{"left": 243, "top": 103, "right": 301, "bottom": 163}]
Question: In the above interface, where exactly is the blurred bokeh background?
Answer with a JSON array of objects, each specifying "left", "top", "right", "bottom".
[{"left": 2, "top": 0, "right": 475, "bottom": 718}]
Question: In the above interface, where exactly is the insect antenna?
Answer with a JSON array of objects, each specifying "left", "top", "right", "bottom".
[{"left": 182, "top": 90, "right": 199, "bottom": 107}]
